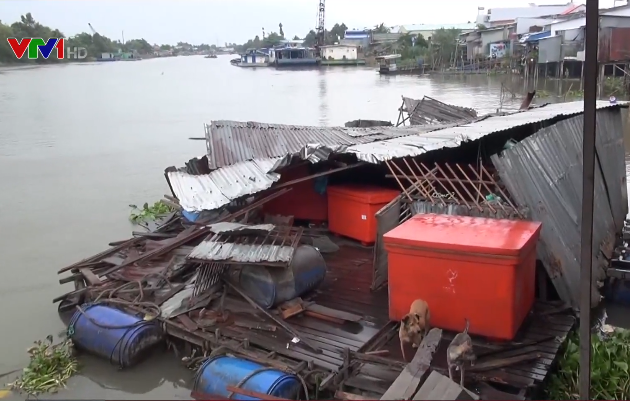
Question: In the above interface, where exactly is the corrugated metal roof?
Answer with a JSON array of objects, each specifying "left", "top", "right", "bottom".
[
  {"left": 167, "top": 157, "right": 282, "bottom": 212},
  {"left": 346, "top": 101, "right": 624, "bottom": 164},
  {"left": 485, "top": 5, "right": 573, "bottom": 22},
  {"left": 403, "top": 96, "right": 478, "bottom": 125},
  {"left": 188, "top": 241, "right": 294, "bottom": 263},
  {"left": 400, "top": 23, "right": 477, "bottom": 32},
  {"left": 204, "top": 120, "right": 436, "bottom": 169},
  {"left": 178, "top": 101, "right": 626, "bottom": 213},
  {"left": 491, "top": 108, "right": 627, "bottom": 310}
]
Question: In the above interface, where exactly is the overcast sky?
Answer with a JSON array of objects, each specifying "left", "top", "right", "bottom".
[{"left": 2, "top": 0, "right": 618, "bottom": 46}]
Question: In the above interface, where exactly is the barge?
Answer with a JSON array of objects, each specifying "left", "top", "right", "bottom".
[{"left": 54, "top": 99, "right": 628, "bottom": 400}]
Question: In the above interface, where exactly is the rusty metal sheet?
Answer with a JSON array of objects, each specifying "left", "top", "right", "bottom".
[
  {"left": 598, "top": 27, "right": 630, "bottom": 63},
  {"left": 402, "top": 96, "right": 478, "bottom": 126},
  {"left": 491, "top": 108, "right": 627, "bottom": 310}
]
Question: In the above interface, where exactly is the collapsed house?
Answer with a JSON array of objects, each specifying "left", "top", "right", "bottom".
[{"left": 56, "top": 99, "right": 628, "bottom": 400}]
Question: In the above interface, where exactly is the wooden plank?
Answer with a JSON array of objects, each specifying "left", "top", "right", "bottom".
[
  {"left": 176, "top": 314, "right": 199, "bottom": 332},
  {"left": 469, "top": 353, "right": 542, "bottom": 372},
  {"left": 475, "top": 382, "right": 525, "bottom": 401},
  {"left": 79, "top": 267, "right": 103, "bottom": 286},
  {"left": 191, "top": 391, "right": 230, "bottom": 400},
  {"left": 335, "top": 390, "right": 374, "bottom": 400},
  {"left": 226, "top": 386, "right": 291, "bottom": 400},
  {"left": 380, "top": 328, "right": 443, "bottom": 400},
  {"left": 413, "top": 371, "right": 478, "bottom": 400},
  {"left": 304, "top": 310, "right": 346, "bottom": 324},
  {"left": 306, "top": 303, "right": 363, "bottom": 322},
  {"left": 344, "top": 376, "right": 392, "bottom": 394}
]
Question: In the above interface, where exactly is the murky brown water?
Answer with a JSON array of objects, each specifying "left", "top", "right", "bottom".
[{"left": 0, "top": 56, "right": 624, "bottom": 399}]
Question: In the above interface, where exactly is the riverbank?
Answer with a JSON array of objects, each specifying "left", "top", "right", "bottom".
[{"left": 1, "top": 57, "right": 629, "bottom": 400}]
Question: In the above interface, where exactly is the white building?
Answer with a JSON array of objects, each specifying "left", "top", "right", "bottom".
[
  {"left": 321, "top": 44, "right": 358, "bottom": 61},
  {"left": 476, "top": 3, "right": 579, "bottom": 28}
]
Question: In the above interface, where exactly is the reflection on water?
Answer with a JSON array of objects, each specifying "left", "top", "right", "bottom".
[{"left": 0, "top": 57, "right": 625, "bottom": 399}]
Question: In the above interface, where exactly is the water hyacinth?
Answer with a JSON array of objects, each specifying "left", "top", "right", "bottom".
[
  {"left": 10, "top": 335, "right": 79, "bottom": 395},
  {"left": 547, "top": 327, "right": 630, "bottom": 400}
]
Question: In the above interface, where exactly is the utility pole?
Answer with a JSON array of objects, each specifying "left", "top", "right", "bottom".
[{"left": 580, "top": 0, "right": 598, "bottom": 399}]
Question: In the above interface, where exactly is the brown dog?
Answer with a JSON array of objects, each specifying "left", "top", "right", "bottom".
[
  {"left": 398, "top": 299, "right": 431, "bottom": 362},
  {"left": 446, "top": 318, "right": 476, "bottom": 388}
]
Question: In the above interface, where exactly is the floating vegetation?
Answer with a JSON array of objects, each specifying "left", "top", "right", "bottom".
[
  {"left": 547, "top": 327, "right": 630, "bottom": 400},
  {"left": 535, "top": 90, "right": 551, "bottom": 98},
  {"left": 565, "top": 89, "right": 584, "bottom": 99},
  {"left": 129, "top": 201, "right": 174, "bottom": 224},
  {"left": 9, "top": 336, "right": 78, "bottom": 395}
]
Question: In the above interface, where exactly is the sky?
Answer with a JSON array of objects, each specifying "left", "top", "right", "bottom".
[{"left": 1, "top": 0, "right": 620, "bottom": 46}]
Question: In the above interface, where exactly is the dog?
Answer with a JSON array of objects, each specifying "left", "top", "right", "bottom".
[
  {"left": 446, "top": 318, "right": 476, "bottom": 388},
  {"left": 398, "top": 299, "right": 431, "bottom": 362}
]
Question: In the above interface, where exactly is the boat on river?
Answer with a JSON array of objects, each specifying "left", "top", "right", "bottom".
[
  {"left": 376, "top": 54, "right": 402, "bottom": 74},
  {"left": 271, "top": 44, "right": 318, "bottom": 67},
  {"left": 234, "top": 48, "right": 271, "bottom": 67}
]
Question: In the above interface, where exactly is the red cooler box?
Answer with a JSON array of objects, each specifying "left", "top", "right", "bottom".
[
  {"left": 327, "top": 185, "right": 400, "bottom": 244},
  {"left": 384, "top": 214, "right": 542, "bottom": 340}
]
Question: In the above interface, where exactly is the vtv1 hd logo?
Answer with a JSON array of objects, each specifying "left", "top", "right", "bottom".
[{"left": 7, "top": 38, "right": 87, "bottom": 60}]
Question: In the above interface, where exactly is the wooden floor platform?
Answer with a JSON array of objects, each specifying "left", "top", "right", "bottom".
[
  {"left": 163, "top": 242, "right": 391, "bottom": 375},
  {"left": 339, "top": 301, "right": 575, "bottom": 399}
]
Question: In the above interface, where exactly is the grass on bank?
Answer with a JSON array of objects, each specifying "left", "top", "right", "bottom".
[
  {"left": 9, "top": 336, "right": 78, "bottom": 395},
  {"left": 547, "top": 327, "right": 630, "bottom": 400},
  {"left": 129, "top": 201, "right": 175, "bottom": 224}
]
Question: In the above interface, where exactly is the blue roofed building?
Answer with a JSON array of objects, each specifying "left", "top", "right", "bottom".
[{"left": 340, "top": 29, "right": 371, "bottom": 48}]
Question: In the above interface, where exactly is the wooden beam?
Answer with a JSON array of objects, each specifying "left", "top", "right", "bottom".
[
  {"left": 380, "top": 328, "right": 443, "bottom": 400},
  {"left": 335, "top": 390, "right": 374, "bottom": 400},
  {"left": 226, "top": 386, "right": 292, "bottom": 400}
]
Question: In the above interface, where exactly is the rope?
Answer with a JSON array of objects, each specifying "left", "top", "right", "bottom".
[
  {"left": 226, "top": 367, "right": 277, "bottom": 399},
  {"left": 72, "top": 299, "right": 161, "bottom": 331}
]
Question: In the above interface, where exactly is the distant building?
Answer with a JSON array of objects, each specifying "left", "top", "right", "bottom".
[
  {"left": 476, "top": 3, "right": 578, "bottom": 28},
  {"left": 278, "top": 39, "right": 304, "bottom": 48},
  {"left": 397, "top": 23, "right": 477, "bottom": 41},
  {"left": 342, "top": 30, "right": 370, "bottom": 48},
  {"left": 321, "top": 44, "right": 358, "bottom": 60}
]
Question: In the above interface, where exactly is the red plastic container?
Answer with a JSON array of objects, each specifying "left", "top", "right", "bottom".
[
  {"left": 327, "top": 185, "right": 400, "bottom": 244},
  {"left": 262, "top": 165, "right": 328, "bottom": 222},
  {"left": 384, "top": 214, "right": 542, "bottom": 340}
]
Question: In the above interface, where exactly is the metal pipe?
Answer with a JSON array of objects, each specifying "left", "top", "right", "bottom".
[{"left": 580, "top": 0, "right": 598, "bottom": 399}]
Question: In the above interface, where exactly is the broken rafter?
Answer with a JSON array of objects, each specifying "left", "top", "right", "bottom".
[
  {"left": 99, "top": 188, "right": 292, "bottom": 278},
  {"left": 385, "top": 160, "right": 524, "bottom": 218}
]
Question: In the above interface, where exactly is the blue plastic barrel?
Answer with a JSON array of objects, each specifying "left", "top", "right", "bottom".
[
  {"left": 193, "top": 356, "right": 302, "bottom": 400},
  {"left": 239, "top": 245, "right": 327, "bottom": 309},
  {"left": 68, "top": 304, "right": 164, "bottom": 368}
]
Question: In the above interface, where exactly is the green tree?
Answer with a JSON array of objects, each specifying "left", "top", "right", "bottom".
[
  {"left": 123, "top": 38, "right": 152, "bottom": 54},
  {"left": 326, "top": 23, "right": 348, "bottom": 45},
  {"left": 431, "top": 28, "right": 461, "bottom": 66},
  {"left": 302, "top": 30, "right": 317, "bottom": 47},
  {"left": 0, "top": 20, "right": 16, "bottom": 62},
  {"left": 373, "top": 23, "right": 390, "bottom": 33},
  {"left": 279, "top": 23, "right": 284, "bottom": 38}
]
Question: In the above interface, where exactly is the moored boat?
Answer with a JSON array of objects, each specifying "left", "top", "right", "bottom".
[
  {"left": 234, "top": 48, "right": 271, "bottom": 67},
  {"left": 376, "top": 54, "right": 402, "bottom": 74}
]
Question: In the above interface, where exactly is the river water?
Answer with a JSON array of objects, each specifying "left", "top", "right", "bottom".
[{"left": 0, "top": 55, "right": 625, "bottom": 399}]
